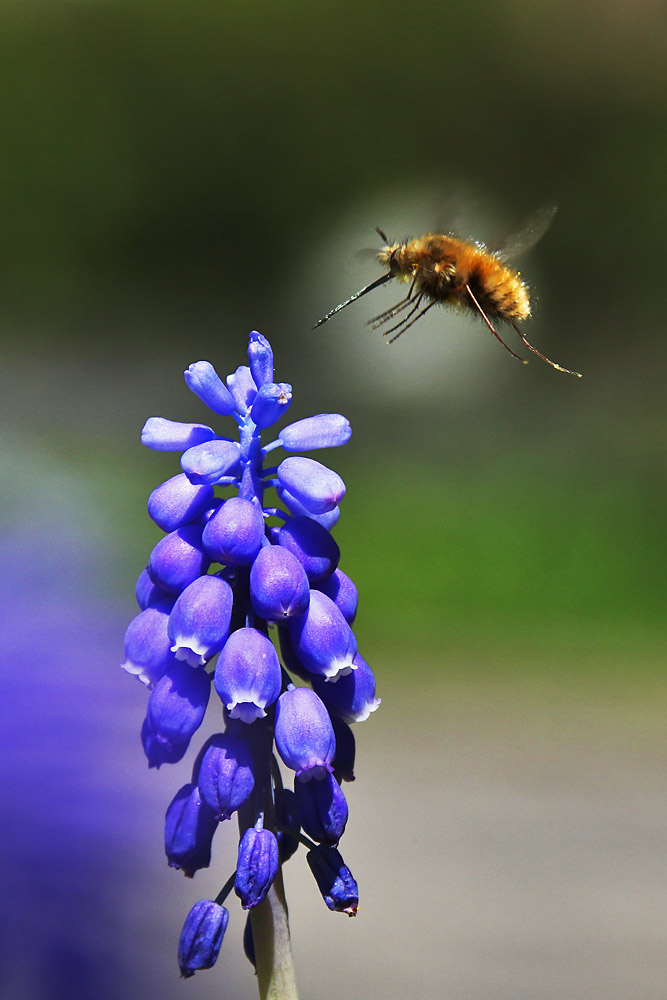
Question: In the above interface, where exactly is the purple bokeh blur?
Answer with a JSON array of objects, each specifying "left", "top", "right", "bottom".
[{"left": 0, "top": 456, "right": 252, "bottom": 999}]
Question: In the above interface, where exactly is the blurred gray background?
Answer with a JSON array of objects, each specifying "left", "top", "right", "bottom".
[{"left": 1, "top": 1, "right": 665, "bottom": 998}]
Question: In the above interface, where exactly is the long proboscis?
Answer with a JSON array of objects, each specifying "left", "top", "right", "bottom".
[{"left": 313, "top": 272, "right": 393, "bottom": 329}]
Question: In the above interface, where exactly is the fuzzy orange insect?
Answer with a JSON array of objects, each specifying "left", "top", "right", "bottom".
[{"left": 314, "top": 216, "right": 581, "bottom": 377}]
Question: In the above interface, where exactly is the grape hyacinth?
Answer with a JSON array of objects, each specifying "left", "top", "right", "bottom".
[{"left": 121, "top": 332, "right": 380, "bottom": 994}]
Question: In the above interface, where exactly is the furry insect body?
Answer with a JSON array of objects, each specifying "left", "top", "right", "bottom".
[
  {"left": 314, "top": 226, "right": 581, "bottom": 377},
  {"left": 379, "top": 233, "right": 531, "bottom": 323}
]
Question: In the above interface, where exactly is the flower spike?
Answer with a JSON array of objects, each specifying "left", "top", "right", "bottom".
[{"left": 121, "top": 332, "right": 378, "bottom": 985}]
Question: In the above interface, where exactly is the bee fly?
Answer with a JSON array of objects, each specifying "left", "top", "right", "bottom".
[{"left": 314, "top": 209, "right": 581, "bottom": 377}]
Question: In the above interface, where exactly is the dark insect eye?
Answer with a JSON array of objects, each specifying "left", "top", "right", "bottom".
[{"left": 389, "top": 249, "right": 401, "bottom": 273}]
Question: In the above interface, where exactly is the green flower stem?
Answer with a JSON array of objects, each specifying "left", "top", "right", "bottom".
[
  {"left": 250, "top": 866, "right": 299, "bottom": 1000},
  {"left": 238, "top": 717, "right": 299, "bottom": 1000}
]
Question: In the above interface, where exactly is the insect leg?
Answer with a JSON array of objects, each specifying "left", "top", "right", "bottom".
[
  {"left": 367, "top": 277, "right": 417, "bottom": 329},
  {"left": 509, "top": 321, "right": 582, "bottom": 377},
  {"left": 464, "top": 285, "right": 528, "bottom": 364},
  {"left": 377, "top": 293, "right": 425, "bottom": 339},
  {"left": 367, "top": 298, "right": 416, "bottom": 330},
  {"left": 386, "top": 299, "right": 438, "bottom": 344}
]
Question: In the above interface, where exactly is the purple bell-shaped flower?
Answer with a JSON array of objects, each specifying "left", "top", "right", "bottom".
[
  {"left": 167, "top": 574, "right": 233, "bottom": 666},
  {"left": 274, "top": 686, "right": 336, "bottom": 780},
  {"left": 213, "top": 627, "right": 282, "bottom": 723},
  {"left": 287, "top": 589, "right": 357, "bottom": 682}
]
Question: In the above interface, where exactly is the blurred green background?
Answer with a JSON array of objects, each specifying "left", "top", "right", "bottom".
[
  {"left": 2, "top": 1, "right": 665, "bottom": 997},
  {"left": 3, "top": 0, "right": 662, "bottom": 657}
]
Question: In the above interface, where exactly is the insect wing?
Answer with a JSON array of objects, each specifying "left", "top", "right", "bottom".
[
  {"left": 353, "top": 247, "right": 384, "bottom": 264},
  {"left": 493, "top": 205, "right": 557, "bottom": 261}
]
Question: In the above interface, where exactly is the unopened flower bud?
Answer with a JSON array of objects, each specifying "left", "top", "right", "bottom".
[
  {"left": 278, "top": 413, "right": 351, "bottom": 451},
  {"left": 278, "top": 516, "right": 339, "bottom": 581},
  {"left": 198, "top": 731, "right": 255, "bottom": 821},
  {"left": 141, "top": 417, "right": 215, "bottom": 452},
  {"left": 234, "top": 821, "right": 279, "bottom": 909},
  {"left": 141, "top": 717, "right": 189, "bottom": 767},
  {"left": 226, "top": 365, "right": 257, "bottom": 414},
  {"left": 313, "top": 568, "right": 358, "bottom": 623},
  {"left": 306, "top": 844, "right": 358, "bottom": 915},
  {"left": 148, "top": 473, "right": 215, "bottom": 532},
  {"left": 148, "top": 524, "right": 209, "bottom": 595},
  {"left": 185, "top": 361, "right": 236, "bottom": 415},
  {"left": 202, "top": 497, "right": 265, "bottom": 565},
  {"left": 250, "top": 381, "right": 293, "bottom": 429},
  {"left": 294, "top": 771, "right": 348, "bottom": 846},
  {"left": 277, "top": 456, "right": 345, "bottom": 514},
  {"left": 177, "top": 900, "right": 229, "bottom": 977},
  {"left": 180, "top": 439, "right": 241, "bottom": 486},
  {"left": 247, "top": 331, "right": 274, "bottom": 388},
  {"left": 135, "top": 566, "right": 173, "bottom": 610},
  {"left": 165, "top": 782, "right": 218, "bottom": 877},
  {"left": 277, "top": 487, "right": 341, "bottom": 529},
  {"left": 249, "top": 544, "right": 310, "bottom": 621}
]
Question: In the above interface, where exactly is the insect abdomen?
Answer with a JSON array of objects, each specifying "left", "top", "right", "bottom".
[{"left": 466, "top": 253, "right": 531, "bottom": 322}]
